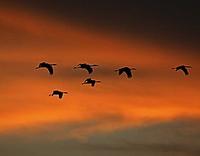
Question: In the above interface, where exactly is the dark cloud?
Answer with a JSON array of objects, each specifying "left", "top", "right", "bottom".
[
  {"left": 1, "top": 118, "right": 200, "bottom": 156},
  {"left": 2, "top": 1, "right": 200, "bottom": 49}
]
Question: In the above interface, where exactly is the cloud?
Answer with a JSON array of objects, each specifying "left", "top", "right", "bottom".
[
  {"left": 2, "top": 1, "right": 200, "bottom": 50},
  {"left": 0, "top": 118, "right": 200, "bottom": 156},
  {"left": 0, "top": 5, "right": 200, "bottom": 146}
]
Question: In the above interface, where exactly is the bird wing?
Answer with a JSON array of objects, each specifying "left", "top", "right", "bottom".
[
  {"left": 181, "top": 67, "right": 189, "bottom": 75},
  {"left": 86, "top": 66, "right": 93, "bottom": 74},
  {"left": 176, "top": 66, "right": 182, "bottom": 71},
  {"left": 59, "top": 93, "right": 63, "bottom": 99},
  {"left": 125, "top": 70, "right": 132, "bottom": 78},
  {"left": 91, "top": 81, "right": 95, "bottom": 87},
  {"left": 118, "top": 69, "right": 123, "bottom": 75},
  {"left": 46, "top": 64, "right": 54, "bottom": 75}
]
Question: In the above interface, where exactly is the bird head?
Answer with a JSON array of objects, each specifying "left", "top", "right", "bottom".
[
  {"left": 73, "top": 64, "right": 82, "bottom": 69},
  {"left": 82, "top": 78, "right": 91, "bottom": 84},
  {"left": 35, "top": 62, "right": 47, "bottom": 69},
  {"left": 35, "top": 63, "right": 42, "bottom": 69}
]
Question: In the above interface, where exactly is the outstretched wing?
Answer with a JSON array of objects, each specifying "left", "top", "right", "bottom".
[
  {"left": 85, "top": 66, "right": 93, "bottom": 74},
  {"left": 46, "top": 64, "right": 54, "bottom": 75},
  {"left": 91, "top": 81, "right": 95, "bottom": 87},
  {"left": 118, "top": 69, "right": 123, "bottom": 75},
  {"left": 59, "top": 93, "right": 63, "bottom": 99},
  {"left": 181, "top": 67, "right": 189, "bottom": 75},
  {"left": 125, "top": 70, "right": 132, "bottom": 78}
]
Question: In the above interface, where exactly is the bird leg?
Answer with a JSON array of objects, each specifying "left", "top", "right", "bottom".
[
  {"left": 90, "top": 64, "right": 98, "bottom": 67},
  {"left": 185, "top": 66, "right": 192, "bottom": 68},
  {"left": 51, "top": 64, "right": 57, "bottom": 66}
]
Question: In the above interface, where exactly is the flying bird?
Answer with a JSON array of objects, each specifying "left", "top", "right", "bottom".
[
  {"left": 172, "top": 65, "right": 192, "bottom": 75},
  {"left": 74, "top": 63, "right": 98, "bottom": 74},
  {"left": 49, "top": 90, "right": 68, "bottom": 99},
  {"left": 82, "top": 78, "right": 101, "bottom": 87},
  {"left": 35, "top": 62, "right": 56, "bottom": 75},
  {"left": 115, "top": 67, "right": 136, "bottom": 78}
]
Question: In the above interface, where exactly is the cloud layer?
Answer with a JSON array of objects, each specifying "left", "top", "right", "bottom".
[{"left": 0, "top": 4, "right": 200, "bottom": 156}]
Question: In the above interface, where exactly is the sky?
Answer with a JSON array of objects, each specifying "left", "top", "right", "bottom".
[{"left": 0, "top": 1, "right": 200, "bottom": 156}]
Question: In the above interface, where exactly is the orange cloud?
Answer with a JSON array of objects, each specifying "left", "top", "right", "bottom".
[{"left": 0, "top": 6, "right": 200, "bottom": 138}]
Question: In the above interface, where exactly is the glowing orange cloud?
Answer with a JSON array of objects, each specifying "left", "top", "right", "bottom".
[{"left": 0, "top": 6, "right": 200, "bottom": 138}]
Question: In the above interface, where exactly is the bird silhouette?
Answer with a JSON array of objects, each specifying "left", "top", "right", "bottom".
[
  {"left": 172, "top": 65, "right": 192, "bottom": 75},
  {"left": 115, "top": 67, "right": 136, "bottom": 78},
  {"left": 74, "top": 63, "right": 98, "bottom": 74},
  {"left": 36, "top": 62, "right": 56, "bottom": 75},
  {"left": 82, "top": 78, "right": 101, "bottom": 87},
  {"left": 49, "top": 90, "right": 68, "bottom": 99}
]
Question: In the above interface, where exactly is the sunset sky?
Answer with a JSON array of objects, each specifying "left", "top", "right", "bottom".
[{"left": 0, "top": 1, "right": 200, "bottom": 156}]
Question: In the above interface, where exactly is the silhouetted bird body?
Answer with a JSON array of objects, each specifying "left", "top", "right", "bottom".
[
  {"left": 36, "top": 62, "right": 56, "bottom": 75},
  {"left": 172, "top": 65, "right": 192, "bottom": 75},
  {"left": 74, "top": 63, "right": 98, "bottom": 74},
  {"left": 82, "top": 78, "right": 101, "bottom": 87},
  {"left": 49, "top": 90, "right": 68, "bottom": 99},
  {"left": 115, "top": 67, "right": 136, "bottom": 78}
]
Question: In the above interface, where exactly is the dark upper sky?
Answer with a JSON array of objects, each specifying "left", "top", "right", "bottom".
[{"left": 2, "top": 1, "right": 200, "bottom": 49}]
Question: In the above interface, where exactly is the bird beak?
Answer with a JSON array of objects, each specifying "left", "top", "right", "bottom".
[
  {"left": 132, "top": 68, "right": 136, "bottom": 70},
  {"left": 35, "top": 67, "right": 39, "bottom": 69},
  {"left": 49, "top": 94, "right": 52, "bottom": 96}
]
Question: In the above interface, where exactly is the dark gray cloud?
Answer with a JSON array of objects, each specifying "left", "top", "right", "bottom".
[
  {"left": 2, "top": 1, "right": 200, "bottom": 50},
  {"left": 0, "top": 118, "right": 200, "bottom": 156}
]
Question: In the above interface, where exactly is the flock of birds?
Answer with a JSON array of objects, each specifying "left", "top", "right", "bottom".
[{"left": 35, "top": 62, "right": 192, "bottom": 99}]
